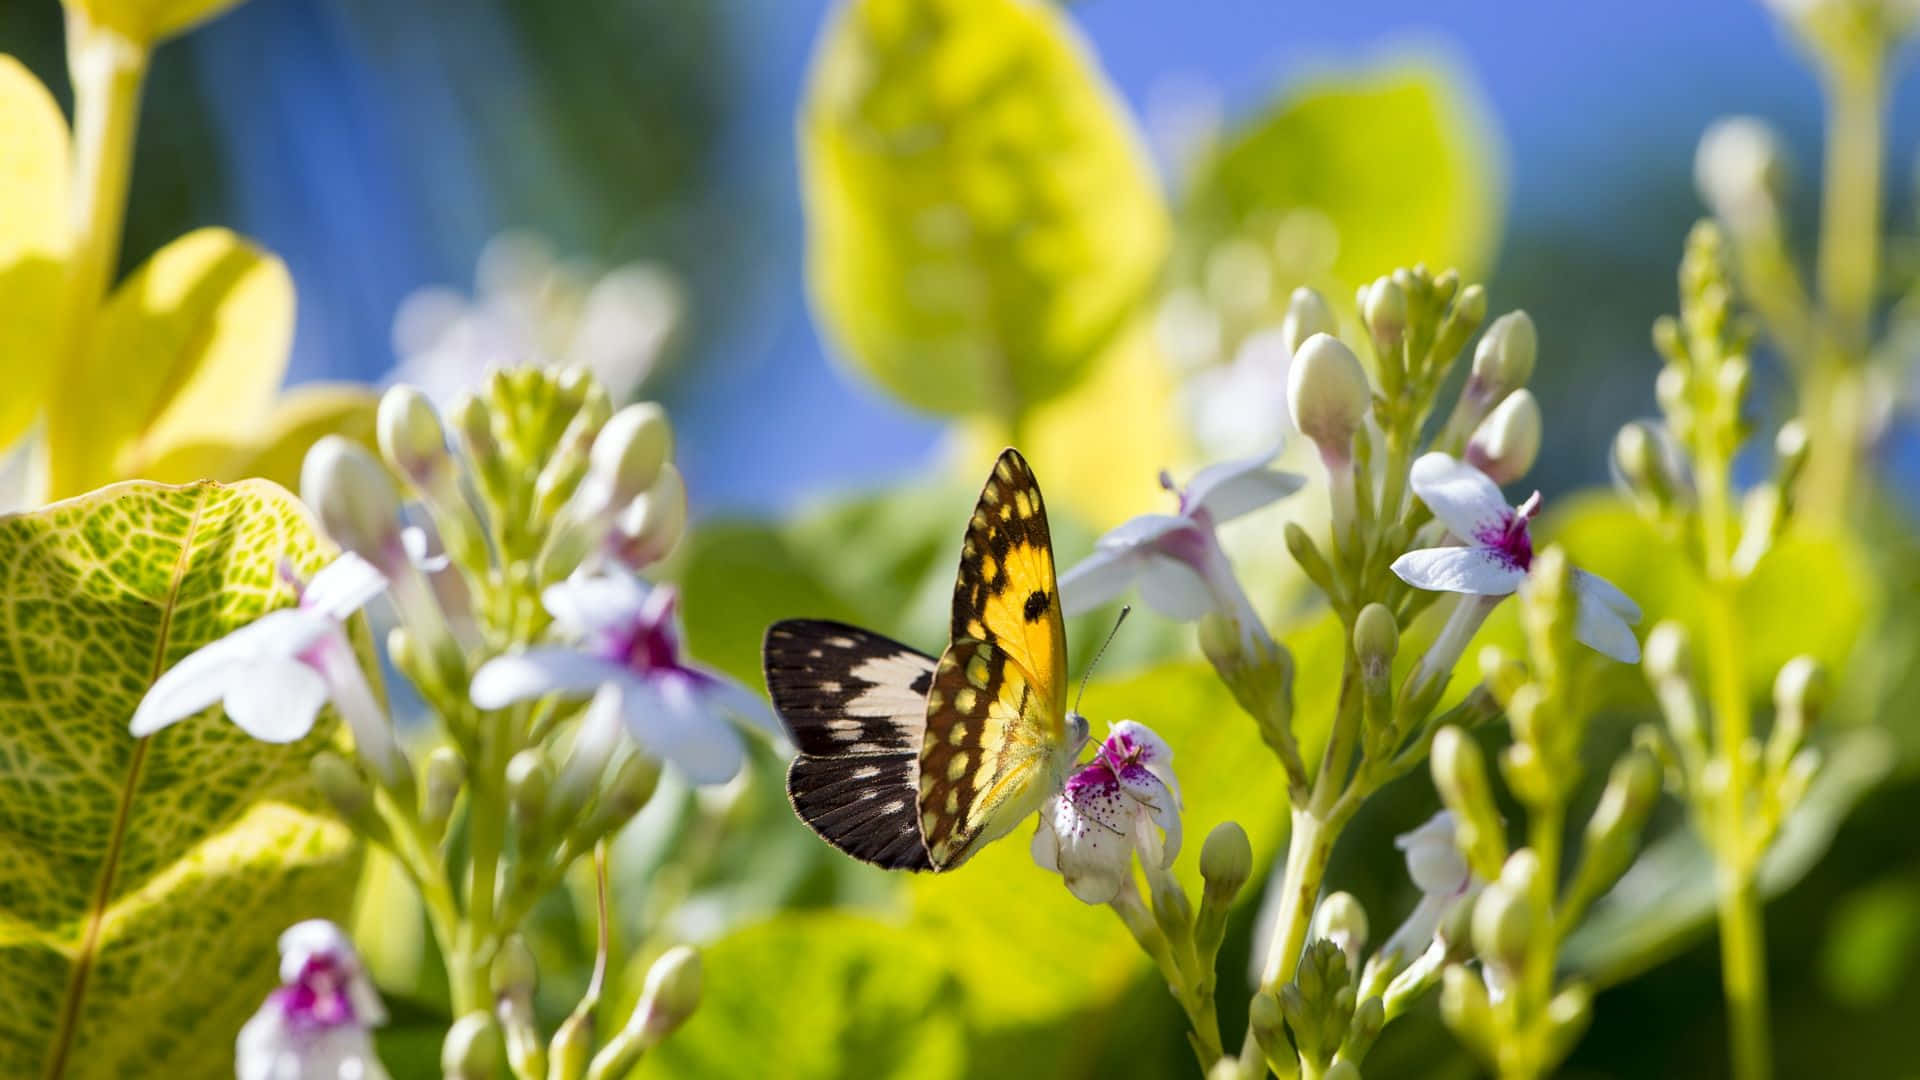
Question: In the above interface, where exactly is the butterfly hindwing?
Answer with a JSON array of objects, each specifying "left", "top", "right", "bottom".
[
  {"left": 765, "top": 619, "right": 937, "bottom": 870},
  {"left": 950, "top": 448, "right": 1069, "bottom": 730},
  {"left": 918, "top": 637, "right": 1058, "bottom": 869}
]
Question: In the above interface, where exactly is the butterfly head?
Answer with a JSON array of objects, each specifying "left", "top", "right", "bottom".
[{"left": 1064, "top": 710, "right": 1091, "bottom": 757}]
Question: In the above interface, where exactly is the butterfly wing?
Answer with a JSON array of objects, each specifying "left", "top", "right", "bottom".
[
  {"left": 764, "top": 619, "right": 938, "bottom": 870},
  {"left": 949, "top": 448, "right": 1069, "bottom": 726},
  {"left": 917, "top": 637, "right": 1063, "bottom": 869}
]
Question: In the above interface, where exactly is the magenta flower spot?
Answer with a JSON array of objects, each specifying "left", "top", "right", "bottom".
[{"left": 1033, "top": 721, "right": 1184, "bottom": 905}]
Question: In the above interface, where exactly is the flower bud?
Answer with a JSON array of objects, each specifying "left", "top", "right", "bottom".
[
  {"left": 442, "top": 1011, "right": 503, "bottom": 1080},
  {"left": 1198, "top": 612, "right": 1296, "bottom": 763},
  {"left": 1588, "top": 751, "right": 1661, "bottom": 847},
  {"left": 1151, "top": 873, "right": 1196, "bottom": 949},
  {"left": 1773, "top": 655, "right": 1828, "bottom": 722},
  {"left": 1200, "top": 821, "right": 1253, "bottom": 903},
  {"left": 1544, "top": 982, "right": 1595, "bottom": 1065},
  {"left": 1439, "top": 963, "right": 1493, "bottom": 1054},
  {"left": 1248, "top": 988, "right": 1288, "bottom": 1067},
  {"left": 1363, "top": 273, "right": 1408, "bottom": 350},
  {"left": 506, "top": 749, "right": 552, "bottom": 839},
  {"left": 1312, "top": 891, "right": 1370, "bottom": 968},
  {"left": 610, "top": 463, "right": 688, "bottom": 570},
  {"left": 575, "top": 753, "right": 663, "bottom": 846},
  {"left": 1430, "top": 727, "right": 1507, "bottom": 881},
  {"left": 1775, "top": 419, "right": 1810, "bottom": 487},
  {"left": 1470, "top": 879, "right": 1531, "bottom": 972},
  {"left": 1431, "top": 282, "right": 1488, "bottom": 368},
  {"left": 1287, "top": 333, "right": 1372, "bottom": 464},
  {"left": 637, "top": 945, "right": 703, "bottom": 1045},
  {"left": 581, "top": 402, "right": 673, "bottom": 517},
  {"left": 1466, "top": 388, "right": 1542, "bottom": 485},
  {"left": 421, "top": 746, "right": 465, "bottom": 836},
  {"left": 1324, "top": 1059, "right": 1362, "bottom": 1080},
  {"left": 1643, "top": 621, "right": 1692, "bottom": 683},
  {"left": 1695, "top": 116, "right": 1787, "bottom": 233},
  {"left": 492, "top": 934, "right": 538, "bottom": 1001},
  {"left": 1280, "top": 286, "right": 1338, "bottom": 358},
  {"left": 1354, "top": 603, "right": 1399, "bottom": 671},
  {"left": 301, "top": 436, "right": 405, "bottom": 568},
  {"left": 1472, "top": 311, "right": 1536, "bottom": 397},
  {"left": 377, "top": 384, "right": 452, "bottom": 486}
]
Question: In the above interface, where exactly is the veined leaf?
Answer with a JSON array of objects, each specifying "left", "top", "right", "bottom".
[
  {"left": 0, "top": 55, "right": 71, "bottom": 451},
  {"left": 0, "top": 480, "right": 361, "bottom": 1078},
  {"left": 46, "top": 227, "right": 294, "bottom": 500},
  {"left": 801, "top": 0, "right": 1170, "bottom": 422}
]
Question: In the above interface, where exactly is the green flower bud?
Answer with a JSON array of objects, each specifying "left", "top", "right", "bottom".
[
  {"left": 1324, "top": 1062, "right": 1360, "bottom": 1080},
  {"left": 1430, "top": 727, "right": 1507, "bottom": 881},
  {"left": 506, "top": 749, "right": 552, "bottom": 839},
  {"left": 1248, "top": 988, "right": 1288, "bottom": 1068},
  {"left": 1363, "top": 273, "right": 1408, "bottom": 350},
  {"left": 495, "top": 936, "right": 547, "bottom": 1078},
  {"left": 1280, "top": 286, "right": 1339, "bottom": 358},
  {"left": 1312, "top": 891, "right": 1370, "bottom": 963},
  {"left": 1544, "top": 981, "right": 1595, "bottom": 1067},
  {"left": 1199, "top": 821, "right": 1253, "bottom": 903},
  {"left": 1439, "top": 963, "right": 1493, "bottom": 1055},
  {"left": 1284, "top": 521, "right": 1339, "bottom": 597},
  {"left": 492, "top": 934, "right": 538, "bottom": 1001},
  {"left": 421, "top": 746, "right": 465, "bottom": 836},
  {"left": 1344, "top": 995, "right": 1385, "bottom": 1062},
  {"left": 311, "top": 750, "right": 389, "bottom": 846},
  {"left": 576, "top": 754, "right": 663, "bottom": 846},
  {"left": 1477, "top": 645, "right": 1529, "bottom": 708},
  {"left": 582, "top": 402, "right": 673, "bottom": 516},
  {"left": 1150, "top": 873, "right": 1195, "bottom": 950},
  {"left": 1470, "top": 880, "right": 1531, "bottom": 972},
  {"left": 1471, "top": 310, "right": 1536, "bottom": 396},
  {"left": 610, "top": 463, "right": 688, "bottom": 570},
  {"left": 442, "top": 1011, "right": 503, "bottom": 1080},
  {"left": 1466, "top": 388, "right": 1542, "bottom": 485},
  {"left": 637, "top": 945, "right": 703, "bottom": 1044},
  {"left": 1288, "top": 333, "right": 1372, "bottom": 465},
  {"left": 1432, "top": 282, "right": 1488, "bottom": 368},
  {"left": 1775, "top": 419, "right": 1810, "bottom": 488},
  {"left": 1588, "top": 751, "right": 1661, "bottom": 848},
  {"left": 1354, "top": 603, "right": 1399, "bottom": 671},
  {"left": 377, "top": 384, "right": 452, "bottom": 486},
  {"left": 301, "top": 436, "right": 404, "bottom": 567},
  {"left": 1643, "top": 621, "right": 1692, "bottom": 683},
  {"left": 550, "top": 1012, "right": 593, "bottom": 1080},
  {"left": 1773, "top": 655, "right": 1828, "bottom": 722}
]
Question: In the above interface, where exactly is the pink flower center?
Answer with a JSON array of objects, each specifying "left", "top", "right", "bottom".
[
  {"left": 277, "top": 953, "right": 359, "bottom": 1031},
  {"left": 1475, "top": 492, "right": 1541, "bottom": 572}
]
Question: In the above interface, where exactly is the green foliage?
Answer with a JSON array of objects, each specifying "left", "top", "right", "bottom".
[
  {"left": 1180, "top": 61, "right": 1500, "bottom": 294},
  {"left": 0, "top": 480, "right": 361, "bottom": 1078},
  {"left": 800, "top": 0, "right": 1169, "bottom": 423}
]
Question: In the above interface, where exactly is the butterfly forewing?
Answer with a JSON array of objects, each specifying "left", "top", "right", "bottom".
[
  {"left": 765, "top": 619, "right": 937, "bottom": 870},
  {"left": 918, "top": 637, "right": 1057, "bottom": 869},
  {"left": 949, "top": 449, "right": 1069, "bottom": 728}
]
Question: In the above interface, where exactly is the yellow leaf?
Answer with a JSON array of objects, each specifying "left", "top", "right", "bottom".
[
  {"left": 46, "top": 227, "right": 294, "bottom": 499},
  {"left": 64, "top": 0, "right": 253, "bottom": 46},
  {"left": 0, "top": 55, "right": 71, "bottom": 450},
  {"left": 139, "top": 382, "right": 380, "bottom": 492}
]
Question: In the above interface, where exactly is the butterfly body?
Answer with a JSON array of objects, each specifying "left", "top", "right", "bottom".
[{"left": 765, "top": 449, "right": 1084, "bottom": 871}]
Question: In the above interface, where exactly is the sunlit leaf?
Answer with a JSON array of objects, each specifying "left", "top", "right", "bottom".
[
  {"left": 801, "top": 0, "right": 1169, "bottom": 422},
  {"left": 64, "top": 0, "right": 252, "bottom": 46},
  {"left": 140, "top": 382, "right": 382, "bottom": 493},
  {"left": 0, "top": 55, "right": 71, "bottom": 451},
  {"left": 46, "top": 227, "right": 294, "bottom": 499},
  {"left": 0, "top": 479, "right": 362, "bottom": 1077},
  {"left": 639, "top": 913, "right": 968, "bottom": 1080}
]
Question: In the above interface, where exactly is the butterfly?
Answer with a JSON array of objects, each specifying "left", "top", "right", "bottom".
[{"left": 763, "top": 448, "right": 1089, "bottom": 871}]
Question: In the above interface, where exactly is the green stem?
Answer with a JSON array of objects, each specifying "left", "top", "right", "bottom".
[
  {"left": 1239, "top": 807, "right": 1342, "bottom": 1078},
  {"left": 48, "top": 11, "right": 148, "bottom": 499},
  {"left": 1715, "top": 866, "right": 1772, "bottom": 1080},
  {"left": 1801, "top": 49, "right": 1884, "bottom": 527}
]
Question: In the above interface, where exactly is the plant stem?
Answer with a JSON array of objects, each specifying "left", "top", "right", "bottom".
[
  {"left": 49, "top": 11, "right": 148, "bottom": 498},
  {"left": 1239, "top": 807, "right": 1341, "bottom": 1078},
  {"left": 1716, "top": 865, "right": 1771, "bottom": 1080},
  {"left": 1801, "top": 48, "right": 1884, "bottom": 527}
]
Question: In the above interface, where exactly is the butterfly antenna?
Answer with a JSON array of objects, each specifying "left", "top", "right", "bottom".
[{"left": 1074, "top": 605, "right": 1131, "bottom": 715}]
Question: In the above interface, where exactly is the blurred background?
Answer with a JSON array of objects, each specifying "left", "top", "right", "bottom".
[{"left": 7, "top": 0, "right": 1919, "bottom": 1075}]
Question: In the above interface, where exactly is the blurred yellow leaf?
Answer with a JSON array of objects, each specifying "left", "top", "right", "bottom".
[
  {"left": 965, "top": 322, "right": 1183, "bottom": 531},
  {"left": 141, "top": 382, "right": 380, "bottom": 493},
  {"left": 64, "top": 0, "right": 252, "bottom": 47},
  {"left": 801, "top": 0, "right": 1170, "bottom": 422},
  {"left": 0, "top": 56, "right": 71, "bottom": 451},
  {"left": 46, "top": 226, "right": 294, "bottom": 498}
]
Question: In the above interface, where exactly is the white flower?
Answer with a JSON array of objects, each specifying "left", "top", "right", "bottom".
[
  {"left": 1378, "top": 811, "right": 1479, "bottom": 966},
  {"left": 1059, "top": 447, "right": 1302, "bottom": 632},
  {"left": 1390, "top": 454, "right": 1642, "bottom": 663},
  {"left": 130, "top": 555, "right": 403, "bottom": 780},
  {"left": 235, "top": 920, "right": 389, "bottom": 1080},
  {"left": 1032, "top": 721, "right": 1182, "bottom": 904},
  {"left": 469, "top": 570, "right": 775, "bottom": 784}
]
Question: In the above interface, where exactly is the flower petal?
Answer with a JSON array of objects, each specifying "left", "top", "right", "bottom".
[
  {"left": 694, "top": 668, "right": 783, "bottom": 742},
  {"left": 130, "top": 610, "right": 330, "bottom": 737},
  {"left": 1408, "top": 453, "right": 1511, "bottom": 542},
  {"left": 302, "top": 552, "right": 389, "bottom": 620},
  {"left": 1395, "top": 810, "right": 1471, "bottom": 896},
  {"left": 1573, "top": 568, "right": 1642, "bottom": 622},
  {"left": 541, "top": 570, "right": 649, "bottom": 638},
  {"left": 1030, "top": 805, "right": 1063, "bottom": 873},
  {"left": 1045, "top": 772, "right": 1133, "bottom": 904},
  {"left": 1136, "top": 553, "right": 1218, "bottom": 621},
  {"left": 1108, "top": 720, "right": 1181, "bottom": 803},
  {"left": 1390, "top": 546, "right": 1526, "bottom": 596},
  {"left": 470, "top": 647, "right": 622, "bottom": 708},
  {"left": 401, "top": 525, "right": 451, "bottom": 573},
  {"left": 625, "top": 675, "right": 747, "bottom": 785},
  {"left": 223, "top": 658, "right": 330, "bottom": 743},
  {"left": 1573, "top": 585, "right": 1642, "bottom": 663},
  {"left": 1058, "top": 547, "right": 1143, "bottom": 616},
  {"left": 1182, "top": 445, "right": 1305, "bottom": 525}
]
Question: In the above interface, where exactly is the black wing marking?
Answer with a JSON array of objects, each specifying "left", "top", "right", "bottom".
[{"left": 764, "top": 619, "right": 938, "bottom": 871}]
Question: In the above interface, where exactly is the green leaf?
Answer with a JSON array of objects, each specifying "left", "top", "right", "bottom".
[
  {"left": 639, "top": 913, "right": 969, "bottom": 1080},
  {"left": 800, "top": 0, "right": 1169, "bottom": 421},
  {"left": 0, "top": 55, "right": 71, "bottom": 452},
  {"left": 46, "top": 227, "right": 294, "bottom": 500},
  {"left": 1176, "top": 61, "right": 1500, "bottom": 334},
  {"left": 0, "top": 479, "right": 361, "bottom": 1078}
]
